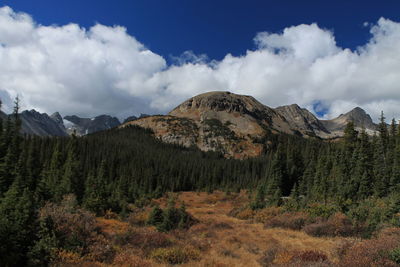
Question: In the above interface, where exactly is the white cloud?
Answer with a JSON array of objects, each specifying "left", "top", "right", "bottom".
[{"left": 0, "top": 6, "right": 400, "bottom": 122}]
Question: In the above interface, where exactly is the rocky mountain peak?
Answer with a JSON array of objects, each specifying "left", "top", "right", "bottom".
[
  {"left": 20, "top": 109, "right": 67, "bottom": 136},
  {"left": 50, "top": 112, "right": 65, "bottom": 128},
  {"left": 321, "top": 107, "right": 376, "bottom": 135},
  {"left": 64, "top": 114, "right": 120, "bottom": 135},
  {"left": 275, "top": 104, "right": 330, "bottom": 137},
  {"left": 339, "top": 107, "right": 374, "bottom": 125},
  {"left": 170, "top": 91, "right": 271, "bottom": 117}
]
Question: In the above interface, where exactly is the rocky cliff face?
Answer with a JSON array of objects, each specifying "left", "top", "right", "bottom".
[
  {"left": 122, "top": 91, "right": 379, "bottom": 158},
  {"left": 20, "top": 110, "right": 67, "bottom": 136},
  {"left": 0, "top": 110, "right": 121, "bottom": 137},
  {"left": 63, "top": 115, "right": 120, "bottom": 136},
  {"left": 321, "top": 107, "right": 377, "bottom": 136},
  {"left": 275, "top": 104, "right": 331, "bottom": 138}
]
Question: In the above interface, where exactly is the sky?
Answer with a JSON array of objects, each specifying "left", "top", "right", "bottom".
[{"left": 0, "top": 0, "right": 400, "bottom": 121}]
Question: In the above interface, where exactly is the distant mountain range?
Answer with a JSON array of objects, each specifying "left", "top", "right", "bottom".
[
  {"left": 122, "top": 91, "right": 377, "bottom": 158},
  {"left": 0, "top": 110, "right": 124, "bottom": 137},
  {"left": 0, "top": 91, "right": 379, "bottom": 158}
]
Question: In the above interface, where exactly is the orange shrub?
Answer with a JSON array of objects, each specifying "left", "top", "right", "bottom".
[
  {"left": 113, "top": 250, "right": 152, "bottom": 267},
  {"left": 264, "top": 212, "right": 309, "bottom": 230},
  {"left": 114, "top": 228, "right": 172, "bottom": 254},
  {"left": 257, "top": 247, "right": 279, "bottom": 266},
  {"left": 340, "top": 228, "right": 400, "bottom": 267},
  {"left": 254, "top": 206, "right": 283, "bottom": 223},
  {"left": 39, "top": 196, "right": 115, "bottom": 260},
  {"left": 127, "top": 210, "right": 149, "bottom": 226},
  {"left": 291, "top": 250, "right": 328, "bottom": 262},
  {"left": 150, "top": 246, "right": 200, "bottom": 264},
  {"left": 304, "top": 213, "right": 357, "bottom": 237},
  {"left": 236, "top": 208, "right": 255, "bottom": 220}
]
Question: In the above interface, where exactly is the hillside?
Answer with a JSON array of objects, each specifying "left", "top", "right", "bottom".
[{"left": 122, "top": 91, "right": 377, "bottom": 158}]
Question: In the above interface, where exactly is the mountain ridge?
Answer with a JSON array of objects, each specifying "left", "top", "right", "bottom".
[{"left": 123, "top": 91, "right": 378, "bottom": 158}]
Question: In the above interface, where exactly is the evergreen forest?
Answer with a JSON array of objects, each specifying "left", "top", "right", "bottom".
[{"left": 1, "top": 100, "right": 400, "bottom": 266}]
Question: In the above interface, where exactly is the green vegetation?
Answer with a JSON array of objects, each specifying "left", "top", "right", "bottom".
[
  {"left": 147, "top": 196, "right": 195, "bottom": 232},
  {"left": 204, "top": 118, "right": 237, "bottom": 139},
  {"left": 1, "top": 97, "right": 400, "bottom": 265}
]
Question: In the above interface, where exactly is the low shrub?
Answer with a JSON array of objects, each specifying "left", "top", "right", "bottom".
[
  {"left": 258, "top": 247, "right": 279, "bottom": 266},
  {"left": 210, "top": 222, "right": 233, "bottom": 230},
  {"left": 147, "top": 201, "right": 197, "bottom": 232},
  {"left": 340, "top": 228, "right": 400, "bottom": 267},
  {"left": 114, "top": 228, "right": 172, "bottom": 253},
  {"left": 253, "top": 206, "right": 283, "bottom": 223},
  {"left": 264, "top": 212, "right": 309, "bottom": 230},
  {"left": 304, "top": 213, "right": 358, "bottom": 237},
  {"left": 291, "top": 250, "right": 328, "bottom": 262},
  {"left": 236, "top": 208, "right": 255, "bottom": 220},
  {"left": 306, "top": 203, "right": 338, "bottom": 219},
  {"left": 389, "top": 247, "right": 400, "bottom": 264},
  {"left": 127, "top": 210, "right": 148, "bottom": 226},
  {"left": 113, "top": 250, "right": 152, "bottom": 267},
  {"left": 39, "top": 195, "right": 112, "bottom": 258},
  {"left": 219, "top": 247, "right": 239, "bottom": 258},
  {"left": 150, "top": 246, "right": 200, "bottom": 264},
  {"left": 85, "top": 234, "right": 115, "bottom": 263}
]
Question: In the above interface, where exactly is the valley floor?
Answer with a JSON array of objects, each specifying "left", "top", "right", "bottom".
[
  {"left": 89, "top": 192, "right": 363, "bottom": 267},
  {"left": 171, "top": 192, "right": 348, "bottom": 266}
]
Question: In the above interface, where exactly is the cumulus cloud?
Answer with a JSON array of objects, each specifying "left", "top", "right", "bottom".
[{"left": 0, "top": 6, "right": 400, "bottom": 121}]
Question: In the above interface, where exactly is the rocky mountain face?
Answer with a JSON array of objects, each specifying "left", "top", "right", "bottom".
[
  {"left": 275, "top": 104, "right": 331, "bottom": 138},
  {"left": 20, "top": 110, "right": 68, "bottom": 136},
  {"left": 124, "top": 91, "right": 297, "bottom": 158},
  {"left": 122, "top": 91, "right": 378, "bottom": 158},
  {"left": 0, "top": 110, "right": 123, "bottom": 137},
  {"left": 321, "top": 107, "right": 377, "bottom": 136},
  {"left": 122, "top": 113, "right": 151, "bottom": 124},
  {"left": 63, "top": 115, "right": 120, "bottom": 136}
]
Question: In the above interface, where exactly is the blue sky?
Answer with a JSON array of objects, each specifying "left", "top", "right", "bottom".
[
  {"left": 1, "top": 1, "right": 400, "bottom": 121},
  {"left": 4, "top": 0, "right": 400, "bottom": 61}
]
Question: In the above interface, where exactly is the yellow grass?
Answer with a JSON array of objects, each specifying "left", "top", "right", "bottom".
[{"left": 93, "top": 191, "right": 358, "bottom": 267}]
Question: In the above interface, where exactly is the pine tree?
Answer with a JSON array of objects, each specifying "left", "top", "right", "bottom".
[
  {"left": 147, "top": 205, "right": 164, "bottom": 226},
  {"left": 83, "top": 162, "right": 109, "bottom": 215},
  {"left": 28, "top": 216, "right": 58, "bottom": 266},
  {"left": 0, "top": 184, "right": 37, "bottom": 266}
]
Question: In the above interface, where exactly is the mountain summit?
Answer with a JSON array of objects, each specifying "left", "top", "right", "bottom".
[{"left": 321, "top": 107, "right": 377, "bottom": 136}]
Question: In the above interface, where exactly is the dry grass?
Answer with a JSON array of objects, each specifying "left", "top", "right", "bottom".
[
  {"left": 176, "top": 191, "right": 349, "bottom": 266},
  {"left": 54, "top": 191, "right": 400, "bottom": 266}
]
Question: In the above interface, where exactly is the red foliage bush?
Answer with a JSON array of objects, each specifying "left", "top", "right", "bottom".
[
  {"left": 264, "top": 212, "right": 309, "bottom": 230},
  {"left": 114, "top": 228, "right": 172, "bottom": 254},
  {"left": 39, "top": 195, "right": 116, "bottom": 263},
  {"left": 339, "top": 228, "right": 400, "bottom": 267},
  {"left": 113, "top": 249, "right": 152, "bottom": 267},
  {"left": 291, "top": 250, "right": 328, "bottom": 262},
  {"left": 304, "top": 213, "right": 358, "bottom": 237}
]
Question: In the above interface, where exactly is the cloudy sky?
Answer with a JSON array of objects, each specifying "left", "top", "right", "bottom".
[{"left": 1, "top": 1, "right": 400, "bottom": 121}]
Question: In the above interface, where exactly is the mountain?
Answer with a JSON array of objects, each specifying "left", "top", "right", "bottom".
[
  {"left": 19, "top": 110, "right": 68, "bottom": 136},
  {"left": 63, "top": 115, "right": 120, "bottom": 135},
  {"left": 122, "top": 113, "right": 151, "bottom": 124},
  {"left": 123, "top": 91, "right": 295, "bottom": 158},
  {"left": 122, "top": 91, "right": 379, "bottom": 158},
  {"left": 123, "top": 115, "right": 138, "bottom": 124},
  {"left": 275, "top": 104, "right": 331, "bottom": 138},
  {"left": 321, "top": 107, "right": 377, "bottom": 136}
]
